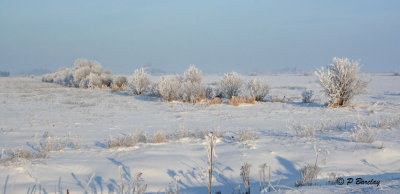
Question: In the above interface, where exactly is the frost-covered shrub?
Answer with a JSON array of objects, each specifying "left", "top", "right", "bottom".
[
  {"left": 295, "top": 147, "right": 321, "bottom": 187},
  {"left": 206, "top": 86, "right": 222, "bottom": 99},
  {"left": 72, "top": 66, "right": 91, "bottom": 87},
  {"left": 87, "top": 73, "right": 102, "bottom": 88},
  {"left": 218, "top": 72, "right": 244, "bottom": 99},
  {"left": 315, "top": 57, "right": 369, "bottom": 107},
  {"left": 53, "top": 68, "right": 74, "bottom": 87},
  {"left": 158, "top": 75, "right": 183, "bottom": 101},
  {"left": 352, "top": 123, "right": 376, "bottom": 143},
  {"left": 42, "top": 73, "right": 54, "bottom": 83},
  {"left": 184, "top": 65, "right": 202, "bottom": 84},
  {"left": 145, "top": 83, "right": 161, "bottom": 97},
  {"left": 180, "top": 65, "right": 206, "bottom": 103},
  {"left": 100, "top": 72, "right": 113, "bottom": 87},
  {"left": 181, "top": 81, "right": 206, "bottom": 103},
  {"left": 130, "top": 68, "right": 151, "bottom": 95},
  {"left": 246, "top": 78, "right": 269, "bottom": 101},
  {"left": 295, "top": 164, "right": 320, "bottom": 186},
  {"left": 112, "top": 76, "right": 128, "bottom": 88},
  {"left": 72, "top": 59, "right": 103, "bottom": 87},
  {"left": 41, "top": 58, "right": 113, "bottom": 89},
  {"left": 302, "top": 89, "right": 314, "bottom": 103}
]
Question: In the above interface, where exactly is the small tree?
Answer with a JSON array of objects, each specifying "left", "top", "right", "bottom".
[
  {"left": 182, "top": 65, "right": 205, "bottom": 103},
  {"left": 247, "top": 79, "right": 269, "bottom": 101},
  {"left": 182, "top": 81, "right": 205, "bottom": 103},
  {"left": 184, "top": 65, "right": 202, "bottom": 84},
  {"left": 131, "top": 68, "right": 151, "bottom": 95},
  {"left": 158, "top": 75, "right": 183, "bottom": 101},
  {"left": 218, "top": 72, "right": 244, "bottom": 99},
  {"left": 315, "top": 57, "right": 369, "bottom": 107}
]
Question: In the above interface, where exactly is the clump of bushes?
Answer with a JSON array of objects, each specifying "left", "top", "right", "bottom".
[
  {"left": 215, "top": 72, "right": 269, "bottom": 104},
  {"left": 315, "top": 57, "right": 369, "bottom": 107},
  {"left": 42, "top": 58, "right": 121, "bottom": 89},
  {"left": 45, "top": 60, "right": 274, "bottom": 105},
  {"left": 129, "top": 65, "right": 206, "bottom": 103}
]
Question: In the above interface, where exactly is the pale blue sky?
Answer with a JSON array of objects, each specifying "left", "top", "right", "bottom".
[{"left": 0, "top": 0, "right": 399, "bottom": 75}]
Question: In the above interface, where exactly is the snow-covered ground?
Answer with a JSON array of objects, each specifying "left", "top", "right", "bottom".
[{"left": 1, "top": 74, "right": 400, "bottom": 193}]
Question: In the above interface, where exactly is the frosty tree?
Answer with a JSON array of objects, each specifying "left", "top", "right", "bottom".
[
  {"left": 184, "top": 65, "right": 202, "bottom": 84},
  {"left": 157, "top": 75, "right": 183, "bottom": 101},
  {"left": 247, "top": 78, "right": 269, "bottom": 101},
  {"left": 130, "top": 68, "right": 151, "bottom": 95},
  {"left": 218, "top": 72, "right": 244, "bottom": 99},
  {"left": 315, "top": 57, "right": 369, "bottom": 107},
  {"left": 182, "top": 65, "right": 205, "bottom": 103}
]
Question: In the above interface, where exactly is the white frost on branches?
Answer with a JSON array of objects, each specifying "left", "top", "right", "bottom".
[
  {"left": 157, "top": 75, "right": 183, "bottom": 101},
  {"left": 184, "top": 65, "right": 202, "bottom": 84},
  {"left": 218, "top": 72, "right": 244, "bottom": 99},
  {"left": 182, "top": 65, "right": 205, "bottom": 103},
  {"left": 130, "top": 68, "right": 151, "bottom": 95},
  {"left": 315, "top": 57, "right": 369, "bottom": 107},
  {"left": 246, "top": 78, "right": 269, "bottom": 101},
  {"left": 42, "top": 58, "right": 113, "bottom": 89}
]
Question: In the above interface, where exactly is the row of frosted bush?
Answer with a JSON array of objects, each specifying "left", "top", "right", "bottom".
[
  {"left": 129, "top": 65, "right": 270, "bottom": 103},
  {"left": 42, "top": 59, "right": 271, "bottom": 103},
  {"left": 43, "top": 57, "right": 369, "bottom": 106},
  {"left": 127, "top": 57, "right": 369, "bottom": 106},
  {"left": 42, "top": 58, "right": 127, "bottom": 89}
]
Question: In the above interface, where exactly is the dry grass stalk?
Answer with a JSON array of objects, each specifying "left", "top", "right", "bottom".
[
  {"left": 132, "top": 172, "right": 147, "bottom": 194},
  {"left": 229, "top": 96, "right": 246, "bottom": 106},
  {"left": 353, "top": 123, "right": 376, "bottom": 143},
  {"left": 207, "top": 132, "right": 217, "bottom": 194},
  {"left": 295, "top": 149, "right": 320, "bottom": 186},
  {"left": 209, "top": 97, "right": 222, "bottom": 105},
  {"left": 153, "top": 132, "right": 167, "bottom": 143},
  {"left": 246, "top": 97, "right": 256, "bottom": 104},
  {"left": 111, "top": 85, "right": 128, "bottom": 93},
  {"left": 119, "top": 166, "right": 124, "bottom": 194},
  {"left": 195, "top": 95, "right": 207, "bottom": 103},
  {"left": 241, "top": 162, "right": 251, "bottom": 194},
  {"left": 273, "top": 98, "right": 284, "bottom": 103}
]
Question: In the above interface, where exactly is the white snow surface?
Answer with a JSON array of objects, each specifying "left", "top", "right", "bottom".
[{"left": 1, "top": 74, "right": 400, "bottom": 193}]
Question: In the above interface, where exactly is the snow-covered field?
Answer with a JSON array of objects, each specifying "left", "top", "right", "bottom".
[{"left": 1, "top": 74, "right": 400, "bottom": 193}]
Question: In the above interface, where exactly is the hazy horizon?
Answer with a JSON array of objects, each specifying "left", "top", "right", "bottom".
[{"left": 1, "top": 0, "right": 399, "bottom": 75}]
